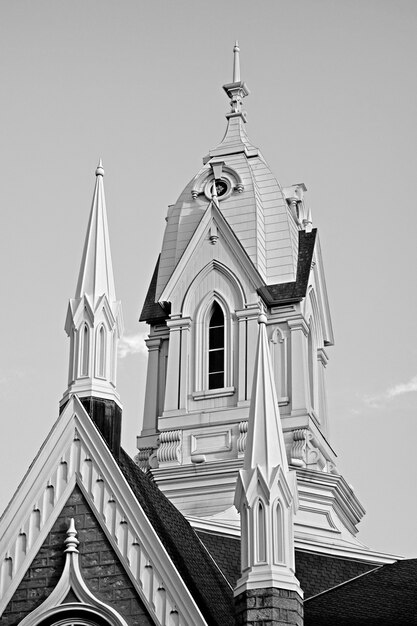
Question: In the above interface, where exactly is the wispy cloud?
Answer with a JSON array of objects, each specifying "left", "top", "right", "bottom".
[
  {"left": 364, "top": 374, "right": 417, "bottom": 408},
  {"left": 118, "top": 332, "right": 148, "bottom": 358}
]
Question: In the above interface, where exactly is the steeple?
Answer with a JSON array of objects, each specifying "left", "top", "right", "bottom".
[
  {"left": 75, "top": 159, "right": 117, "bottom": 306},
  {"left": 234, "top": 314, "right": 303, "bottom": 625},
  {"left": 61, "top": 161, "right": 123, "bottom": 454},
  {"left": 242, "top": 314, "right": 289, "bottom": 476}
]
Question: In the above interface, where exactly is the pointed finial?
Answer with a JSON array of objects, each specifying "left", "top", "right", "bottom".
[
  {"left": 233, "top": 41, "right": 240, "bottom": 82},
  {"left": 64, "top": 518, "right": 79, "bottom": 553},
  {"left": 223, "top": 42, "right": 249, "bottom": 119},
  {"left": 96, "top": 158, "right": 104, "bottom": 177}
]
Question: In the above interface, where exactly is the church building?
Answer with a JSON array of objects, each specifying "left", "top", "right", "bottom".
[{"left": 1, "top": 44, "right": 415, "bottom": 626}]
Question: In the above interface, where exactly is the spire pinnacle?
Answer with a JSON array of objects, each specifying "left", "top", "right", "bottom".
[
  {"left": 243, "top": 313, "right": 288, "bottom": 474},
  {"left": 233, "top": 40, "right": 240, "bottom": 82},
  {"left": 96, "top": 158, "right": 104, "bottom": 177},
  {"left": 75, "top": 161, "right": 116, "bottom": 304}
]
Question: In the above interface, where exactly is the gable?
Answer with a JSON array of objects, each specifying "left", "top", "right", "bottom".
[
  {"left": 1, "top": 486, "right": 154, "bottom": 626},
  {"left": 158, "top": 202, "right": 264, "bottom": 315},
  {"left": 0, "top": 396, "right": 232, "bottom": 626}
]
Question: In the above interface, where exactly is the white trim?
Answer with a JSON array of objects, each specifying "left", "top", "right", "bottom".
[
  {"left": 0, "top": 396, "right": 208, "bottom": 626},
  {"left": 159, "top": 202, "right": 263, "bottom": 306}
]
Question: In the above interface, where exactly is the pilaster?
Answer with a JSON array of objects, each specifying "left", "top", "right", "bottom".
[
  {"left": 142, "top": 336, "right": 162, "bottom": 436},
  {"left": 163, "top": 316, "right": 192, "bottom": 415},
  {"left": 288, "top": 317, "right": 309, "bottom": 416}
]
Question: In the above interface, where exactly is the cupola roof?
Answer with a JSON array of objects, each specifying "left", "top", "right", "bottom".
[{"left": 154, "top": 44, "right": 301, "bottom": 302}]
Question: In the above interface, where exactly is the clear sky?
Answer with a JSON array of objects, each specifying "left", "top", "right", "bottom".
[{"left": 0, "top": 0, "right": 416, "bottom": 558}]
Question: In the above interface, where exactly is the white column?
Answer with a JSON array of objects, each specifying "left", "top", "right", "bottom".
[
  {"left": 244, "top": 305, "right": 262, "bottom": 405},
  {"left": 288, "top": 317, "right": 309, "bottom": 416},
  {"left": 236, "top": 309, "right": 248, "bottom": 405},
  {"left": 141, "top": 337, "right": 162, "bottom": 436},
  {"left": 163, "top": 317, "right": 191, "bottom": 415},
  {"left": 178, "top": 317, "right": 191, "bottom": 410},
  {"left": 317, "top": 347, "right": 329, "bottom": 436}
]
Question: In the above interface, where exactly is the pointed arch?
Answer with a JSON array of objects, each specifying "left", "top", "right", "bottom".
[
  {"left": 80, "top": 324, "right": 90, "bottom": 377},
  {"left": 269, "top": 327, "right": 288, "bottom": 403},
  {"left": 96, "top": 325, "right": 107, "bottom": 379},
  {"left": 208, "top": 302, "right": 225, "bottom": 389},
  {"left": 182, "top": 259, "right": 245, "bottom": 316},
  {"left": 255, "top": 499, "right": 267, "bottom": 563},
  {"left": 273, "top": 500, "right": 285, "bottom": 564},
  {"left": 192, "top": 291, "right": 234, "bottom": 396}
]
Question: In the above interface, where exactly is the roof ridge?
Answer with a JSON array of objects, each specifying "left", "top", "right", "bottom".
[{"left": 304, "top": 563, "right": 383, "bottom": 602}]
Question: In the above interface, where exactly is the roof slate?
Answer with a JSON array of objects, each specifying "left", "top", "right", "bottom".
[
  {"left": 196, "top": 532, "right": 377, "bottom": 602},
  {"left": 304, "top": 558, "right": 417, "bottom": 625},
  {"left": 117, "top": 450, "right": 235, "bottom": 626},
  {"left": 139, "top": 255, "right": 170, "bottom": 324},
  {"left": 258, "top": 229, "right": 317, "bottom": 305},
  {"left": 141, "top": 230, "right": 317, "bottom": 325}
]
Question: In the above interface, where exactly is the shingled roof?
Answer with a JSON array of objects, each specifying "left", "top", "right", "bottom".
[
  {"left": 139, "top": 255, "right": 170, "bottom": 324},
  {"left": 141, "top": 230, "right": 317, "bottom": 326},
  {"left": 196, "top": 531, "right": 377, "bottom": 602},
  {"left": 117, "top": 449, "right": 235, "bottom": 626},
  {"left": 304, "top": 558, "right": 417, "bottom": 625},
  {"left": 258, "top": 229, "right": 317, "bottom": 306}
]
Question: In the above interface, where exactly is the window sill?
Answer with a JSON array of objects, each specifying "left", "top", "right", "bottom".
[{"left": 192, "top": 387, "right": 235, "bottom": 401}]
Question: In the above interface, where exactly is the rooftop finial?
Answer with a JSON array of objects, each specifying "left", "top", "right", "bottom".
[
  {"left": 64, "top": 518, "right": 79, "bottom": 553},
  {"left": 233, "top": 40, "right": 240, "bottom": 82},
  {"left": 96, "top": 158, "right": 104, "bottom": 177},
  {"left": 223, "top": 42, "right": 249, "bottom": 120}
]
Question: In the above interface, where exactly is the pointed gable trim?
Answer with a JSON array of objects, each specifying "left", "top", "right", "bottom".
[
  {"left": 159, "top": 202, "right": 264, "bottom": 307},
  {"left": 0, "top": 396, "right": 208, "bottom": 626}
]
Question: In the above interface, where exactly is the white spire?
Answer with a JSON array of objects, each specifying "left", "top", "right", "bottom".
[
  {"left": 75, "top": 159, "right": 116, "bottom": 306},
  {"left": 234, "top": 314, "right": 302, "bottom": 598},
  {"left": 61, "top": 161, "right": 123, "bottom": 409},
  {"left": 244, "top": 313, "right": 288, "bottom": 476}
]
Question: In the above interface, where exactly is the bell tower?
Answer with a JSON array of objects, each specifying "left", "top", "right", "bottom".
[{"left": 138, "top": 44, "right": 367, "bottom": 559}]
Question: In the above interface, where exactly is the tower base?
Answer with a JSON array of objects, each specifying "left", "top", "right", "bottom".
[{"left": 234, "top": 587, "right": 303, "bottom": 626}]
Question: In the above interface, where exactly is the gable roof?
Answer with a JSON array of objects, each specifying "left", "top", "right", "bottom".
[
  {"left": 117, "top": 451, "right": 234, "bottom": 626},
  {"left": 304, "top": 558, "right": 417, "bottom": 625},
  {"left": 196, "top": 531, "right": 383, "bottom": 604},
  {"left": 141, "top": 228, "right": 318, "bottom": 325},
  {"left": 0, "top": 396, "right": 233, "bottom": 626}
]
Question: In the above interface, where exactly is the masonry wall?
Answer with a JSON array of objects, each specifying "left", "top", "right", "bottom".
[
  {"left": 1, "top": 486, "right": 153, "bottom": 626},
  {"left": 235, "top": 588, "right": 304, "bottom": 626}
]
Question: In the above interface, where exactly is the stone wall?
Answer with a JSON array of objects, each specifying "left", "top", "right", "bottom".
[
  {"left": 235, "top": 587, "right": 304, "bottom": 626},
  {"left": 1, "top": 486, "right": 153, "bottom": 626}
]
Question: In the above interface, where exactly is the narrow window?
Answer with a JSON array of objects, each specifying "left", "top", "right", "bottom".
[
  {"left": 208, "top": 302, "right": 224, "bottom": 389},
  {"left": 97, "top": 326, "right": 106, "bottom": 378},
  {"left": 81, "top": 324, "right": 89, "bottom": 376},
  {"left": 275, "top": 501, "right": 284, "bottom": 564},
  {"left": 257, "top": 500, "right": 266, "bottom": 562}
]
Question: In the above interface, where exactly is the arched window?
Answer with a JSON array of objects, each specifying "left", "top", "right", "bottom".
[
  {"left": 274, "top": 501, "right": 284, "bottom": 564},
  {"left": 97, "top": 326, "right": 106, "bottom": 378},
  {"left": 208, "top": 302, "right": 224, "bottom": 389},
  {"left": 81, "top": 324, "right": 89, "bottom": 377},
  {"left": 256, "top": 500, "right": 266, "bottom": 563}
]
